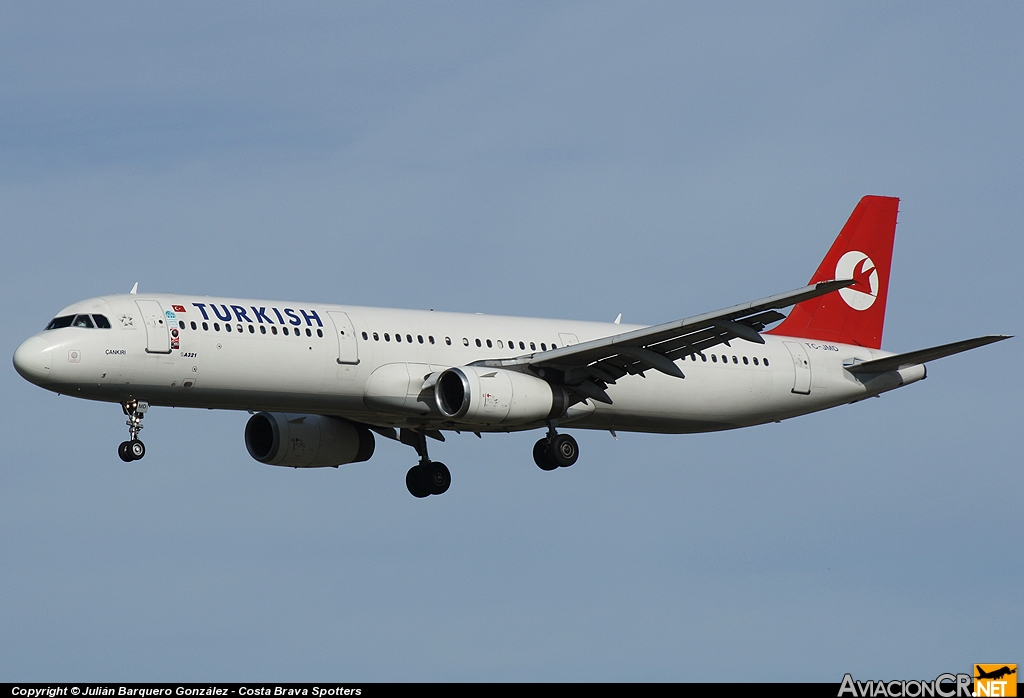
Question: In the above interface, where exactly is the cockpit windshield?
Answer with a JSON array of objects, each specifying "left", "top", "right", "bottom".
[
  {"left": 45, "top": 315, "right": 74, "bottom": 330},
  {"left": 46, "top": 314, "right": 112, "bottom": 330}
]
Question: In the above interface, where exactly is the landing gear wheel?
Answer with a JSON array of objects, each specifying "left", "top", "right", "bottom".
[
  {"left": 533, "top": 439, "right": 558, "bottom": 471},
  {"left": 426, "top": 461, "right": 451, "bottom": 495},
  {"left": 129, "top": 440, "right": 146, "bottom": 460},
  {"left": 118, "top": 441, "right": 135, "bottom": 462},
  {"left": 549, "top": 433, "right": 579, "bottom": 467},
  {"left": 406, "top": 465, "right": 430, "bottom": 498}
]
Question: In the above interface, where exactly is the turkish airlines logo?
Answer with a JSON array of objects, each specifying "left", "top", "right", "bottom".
[{"left": 836, "top": 250, "right": 878, "bottom": 311}]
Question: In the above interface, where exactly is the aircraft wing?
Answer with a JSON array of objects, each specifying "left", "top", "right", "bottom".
[
  {"left": 474, "top": 280, "right": 853, "bottom": 404},
  {"left": 845, "top": 335, "right": 1012, "bottom": 374}
]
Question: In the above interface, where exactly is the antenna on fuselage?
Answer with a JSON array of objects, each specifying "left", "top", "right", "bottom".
[
  {"left": 613, "top": 313, "right": 622, "bottom": 324},
  {"left": 129, "top": 282, "right": 138, "bottom": 295}
]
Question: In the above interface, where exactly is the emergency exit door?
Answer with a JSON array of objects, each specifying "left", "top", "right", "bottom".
[{"left": 328, "top": 311, "right": 360, "bottom": 364}]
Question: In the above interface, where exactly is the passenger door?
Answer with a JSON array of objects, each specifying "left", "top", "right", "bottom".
[
  {"left": 135, "top": 300, "right": 171, "bottom": 354},
  {"left": 783, "top": 341, "right": 811, "bottom": 395}
]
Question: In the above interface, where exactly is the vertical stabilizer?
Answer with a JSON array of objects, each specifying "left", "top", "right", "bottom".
[{"left": 767, "top": 196, "right": 899, "bottom": 349}]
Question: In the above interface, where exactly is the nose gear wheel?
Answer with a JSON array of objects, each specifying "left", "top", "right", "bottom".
[{"left": 118, "top": 400, "right": 149, "bottom": 462}]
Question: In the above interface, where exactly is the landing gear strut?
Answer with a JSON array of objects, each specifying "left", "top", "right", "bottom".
[
  {"left": 533, "top": 422, "right": 579, "bottom": 470},
  {"left": 118, "top": 399, "right": 148, "bottom": 462},
  {"left": 401, "top": 428, "right": 450, "bottom": 498}
]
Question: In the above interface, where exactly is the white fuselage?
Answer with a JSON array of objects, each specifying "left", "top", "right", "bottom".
[{"left": 15, "top": 293, "right": 926, "bottom": 434}]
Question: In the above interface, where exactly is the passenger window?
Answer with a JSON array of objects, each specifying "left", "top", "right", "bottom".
[
  {"left": 373, "top": 332, "right": 379, "bottom": 341},
  {"left": 429, "top": 336, "right": 435, "bottom": 344},
  {"left": 260, "top": 326, "right": 267, "bottom": 335},
  {"left": 406, "top": 334, "right": 412, "bottom": 343},
  {"left": 418, "top": 335, "right": 424, "bottom": 344},
  {"left": 190, "top": 321, "right": 197, "bottom": 330},
  {"left": 214, "top": 323, "right": 221, "bottom": 331},
  {"left": 475, "top": 339, "right": 481, "bottom": 347},
  {"left": 753, "top": 357, "right": 759, "bottom": 365},
  {"left": 93, "top": 315, "right": 112, "bottom": 329},
  {"left": 46, "top": 315, "right": 75, "bottom": 330},
  {"left": 384, "top": 333, "right": 390, "bottom": 341},
  {"left": 72, "top": 315, "right": 94, "bottom": 328},
  {"left": 362, "top": 332, "right": 368, "bottom": 340},
  {"left": 306, "top": 328, "right": 311, "bottom": 337},
  {"left": 396, "top": 333, "right": 401, "bottom": 343},
  {"left": 530, "top": 342, "right": 536, "bottom": 350},
  {"left": 541, "top": 343, "right": 547, "bottom": 351},
  {"left": 700, "top": 353, "right": 707, "bottom": 362},
  {"left": 486, "top": 339, "right": 492, "bottom": 348},
  {"left": 226, "top": 324, "right": 232, "bottom": 332},
  {"left": 317, "top": 329, "right": 323, "bottom": 337},
  {"left": 271, "top": 326, "right": 278, "bottom": 335},
  {"left": 732, "top": 356, "right": 738, "bottom": 364},
  {"left": 463, "top": 338, "right": 469, "bottom": 346},
  {"left": 743, "top": 356, "right": 749, "bottom": 365},
  {"left": 711, "top": 354, "right": 717, "bottom": 362},
  {"left": 282, "top": 327, "right": 288, "bottom": 335},
  {"left": 520, "top": 341, "right": 526, "bottom": 350},
  {"left": 179, "top": 321, "right": 185, "bottom": 329},
  {"left": 764, "top": 358, "right": 770, "bottom": 366},
  {"left": 552, "top": 344, "right": 557, "bottom": 349},
  {"left": 249, "top": 325, "right": 255, "bottom": 334},
  {"left": 203, "top": 322, "right": 209, "bottom": 331},
  {"left": 497, "top": 340, "right": 504, "bottom": 349},
  {"left": 444, "top": 337, "right": 451, "bottom": 345}
]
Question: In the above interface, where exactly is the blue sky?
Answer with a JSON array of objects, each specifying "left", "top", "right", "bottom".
[{"left": 1, "top": 2, "right": 1021, "bottom": 681}]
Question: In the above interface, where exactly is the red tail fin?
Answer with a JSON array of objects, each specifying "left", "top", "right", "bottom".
[{"left": 766, "top": 196, "right": 899, "bottom": 349}]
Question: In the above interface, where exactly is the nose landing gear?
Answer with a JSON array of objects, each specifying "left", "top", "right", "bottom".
[{"left": 118, "top": 399, "right": 148, "bottom": 462}]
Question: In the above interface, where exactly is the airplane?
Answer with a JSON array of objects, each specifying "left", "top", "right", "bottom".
[{"left": 12, "top": 196, "right": 1010, "bottom": 498}]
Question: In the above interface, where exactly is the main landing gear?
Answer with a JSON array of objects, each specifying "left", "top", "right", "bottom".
[
  {"left": 533, "top": 423, "right": 579, "bottom": 471},
  {"left": 118, "top": 399, "right": 148, "bottom": 462},
  {"left": 401, "top": 428, "right": 451, "bottom": 498}
]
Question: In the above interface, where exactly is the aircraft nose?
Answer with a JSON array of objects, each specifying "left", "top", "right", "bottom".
[{"left": 13, "top": 335, "right": 52, "bottom": 385}]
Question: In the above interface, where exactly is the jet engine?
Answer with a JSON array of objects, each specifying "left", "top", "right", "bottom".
[
  {"left": 244, "top": 412, "right": 375, "bottom": 468},
  {"left": 434, "top": 366, "right": 568, "bottom": 426}
]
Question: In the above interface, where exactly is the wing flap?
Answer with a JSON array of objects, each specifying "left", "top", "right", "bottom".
[
  {"left": 845, "top": 335, "right": 1011, "bottom": 374},
  {"left": 526, "top": 280, "right": 851, "bottom": 370},
  {"left": 472, "top": 280, "right": 854, "bottom": 398}
]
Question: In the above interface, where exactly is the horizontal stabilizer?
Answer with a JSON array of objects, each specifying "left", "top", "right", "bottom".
[{"left": 846, "top": 335, "right": 1011, "bottom": 374}]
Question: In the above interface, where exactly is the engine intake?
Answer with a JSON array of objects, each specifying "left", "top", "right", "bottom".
[
  {"left": 435, "top": 366, "right": 567, "bottom": 426},
  {"left": 244, "top": 412, "right": 375, "bottom": 468}
]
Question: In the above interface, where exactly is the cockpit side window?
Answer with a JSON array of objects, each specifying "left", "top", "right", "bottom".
[
  {"left": 45, "top": 315, "right": 75, "bottom": 330},
  {"left": 93, "top": 314, "right": 112, "bottom": 328},
  {"left": 72, "top": 314, "right": 95, "bottom": 328}
]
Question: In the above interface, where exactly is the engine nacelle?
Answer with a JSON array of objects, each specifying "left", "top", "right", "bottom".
[
  {"left": 244, "top": 412, "right": 375, "bottom": 468},
  {"left": 434, "top": 366, "right": 568, "bottom": 426}
]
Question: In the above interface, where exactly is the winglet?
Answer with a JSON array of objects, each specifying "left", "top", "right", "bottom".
[{"left": 129, "top": 282, "right": 138, "bottom": 295}]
